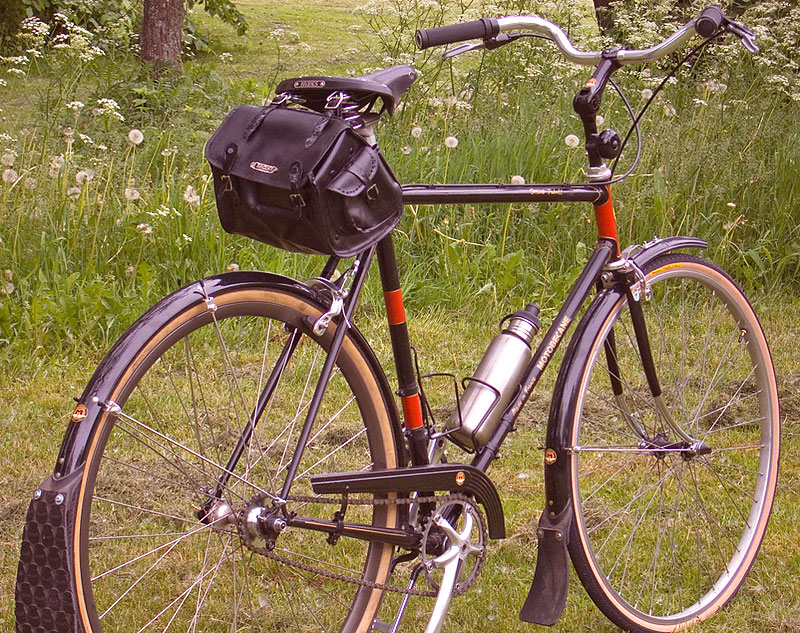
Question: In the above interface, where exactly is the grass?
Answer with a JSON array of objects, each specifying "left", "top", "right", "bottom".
[{"left": 1, "top": 0, "right": 799, "bottom": 631}]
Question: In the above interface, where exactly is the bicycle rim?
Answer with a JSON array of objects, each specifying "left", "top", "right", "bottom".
[
  {"left": 568, "top": 254, "right": 779, "bottom": 631},
  {"left": 72, "top": 284, "right": 399, "bottom": 633}
]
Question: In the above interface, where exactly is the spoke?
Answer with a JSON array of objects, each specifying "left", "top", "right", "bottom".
[
  {"left": 92, "top": 517, "right": 225, "bottom": 582},
  {"left": 112, "top": 408, "right": 276, "bottom": 501},
  {"left": 92, "top": 496, "right": 204, "bottom": 527}
]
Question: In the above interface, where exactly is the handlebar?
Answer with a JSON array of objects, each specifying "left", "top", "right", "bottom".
[{"left": 415, "top": 6, "right": 757, "bottom": 64}]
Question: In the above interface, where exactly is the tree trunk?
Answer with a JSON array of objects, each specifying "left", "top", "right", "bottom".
[
  {"left": 140, "top": 0, "right": 184, "bottom": 68},
  {"left": 592, "top": 0, "right": 617, "bottom": 31}
]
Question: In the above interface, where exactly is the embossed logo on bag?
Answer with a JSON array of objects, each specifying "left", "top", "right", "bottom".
[
  {"left": 250, "top": 161, "right": 278, "bottom": 174},
  {"left": 294, "top": 79, "right": 326, "bottom": 88}
]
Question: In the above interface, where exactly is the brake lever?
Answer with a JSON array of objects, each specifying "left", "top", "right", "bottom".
[
  {"left": 442, "top": 33, "right": 524, "bottom": 59},
  {"left": 726, "top": 20, "right": 759, "bottom": 54}
]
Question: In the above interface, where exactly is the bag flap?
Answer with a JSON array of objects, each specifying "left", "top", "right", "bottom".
[
  {"left": 206, "top": 105, "right": 353, "bottom": 189},
  {"left": 326, "top": 147, "right": 380, "bottom": 197}
]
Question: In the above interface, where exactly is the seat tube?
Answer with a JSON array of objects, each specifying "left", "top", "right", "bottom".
[{"left": 376, "top": 236, "right": 429, "bottom": 466}]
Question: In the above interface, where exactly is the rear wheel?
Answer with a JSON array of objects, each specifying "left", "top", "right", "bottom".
[
  {"left": 70, "top": 280, "right": 400, "bottom": 633},
  {"left": 567, "top": 254, "right": 780, "bottom": 632}
]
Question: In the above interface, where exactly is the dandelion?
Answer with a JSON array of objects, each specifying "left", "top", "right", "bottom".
[
  {"left": 1, "top": 152, "right": 15, "bottom": 166},
  {"left": 596, "top": 115, "right": 605, "bottom": 127},
  {"left": 565, "top": 134, "right": 581, "bottom": 148},
  {"left": 25, "top": 177, "right": 36, "bottom": 189},
  {"left": 124, "top": 265, "right": 135, "bottom": 277},
  {"left": 641, "top": 88, "right": 654, "bottom": 100},
  {"left": 411, "top": 126, "right": 422, "bottom": 138},
  {"left": 161, "top": 147, "right": 177, "bottom": 157},
  {"left": 75, "top": 169, "right": 94, "bottom": 185},
  {"left": 4, "top": 270, "right": 12, "bottom": 281},
  {"left": 727, "top": 202, "right": 737, "bottom": 209},
  {"left": 2, "top": 168, "right": 17, "bottom": 183},
  {"left": 1, "top": 281, "right": 15, "bottom": 295},
  {"left": 226, "top": 263, "right": 240, "bottom": 272},
  {"left": 128, "top": 129, "right": 144, "bottom": 145},
  {"left": 183, "top": 185, "right": 200, "bottom": 207},
  {"left": 51, "top": 155, "right": 65, "bottom": 169},
  {"left": 663, "top": 102, "right": 677, "bottom": 117},
  {"left": 510, "top": 175, "right": 525, "bottom": 185},
  {"left": 124, "top": 188, "right": 140, "bottom": 201},
  {"left": 66, "top": 186, "right": 81, "bottom": 199},
  {"left": 444, "top": 136, "right": 458, "bottom": 149},
  {"left": 401, "top": 146, "right": 411, "bottom": 155},
  {"left": 63, "top": 127, "right": 74, "bottom": 142},
  {"left": 137, "top": 223, "right": 153, "bottom": 234},
  {"left": 444, "top": 95, "right": 457, "bottom": 107}
]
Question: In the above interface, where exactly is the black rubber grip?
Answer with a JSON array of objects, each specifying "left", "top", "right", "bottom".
[
  {"left": 695, "top": 6, "right": 725, "bottom": 38},
  {"left": 415, "top": 18, "right": 500, "bottom": 49}
]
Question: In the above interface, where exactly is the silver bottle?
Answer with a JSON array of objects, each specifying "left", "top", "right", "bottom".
[{"left": 446, "top": 304, "right": 540, "bottom": 450}]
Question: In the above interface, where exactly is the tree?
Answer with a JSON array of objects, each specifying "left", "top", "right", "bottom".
[{"left": 140, "top": 0, "right": 184, "bottom": 67}]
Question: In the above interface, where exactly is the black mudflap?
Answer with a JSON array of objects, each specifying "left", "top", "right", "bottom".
[
  {"left": 519, "top": 502, "right": 573, "bottom": 625},
  {"left": 15, "top": 471, "right": 85, "bottom": 633}
]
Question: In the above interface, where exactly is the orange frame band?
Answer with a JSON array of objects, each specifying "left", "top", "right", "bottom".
[
  {"left": 593, "top": 186, "right": 620, "bottom": 253},
  {"left": 384, "top": 289, "right": 406, "bottom": 325},
  {"left": 401, "top": 394, "right": 425, "bottom": 430}
]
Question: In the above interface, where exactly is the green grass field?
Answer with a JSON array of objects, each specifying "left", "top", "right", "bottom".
[{"left": 1, "top": 0, "right": 798, "bottom": 631}]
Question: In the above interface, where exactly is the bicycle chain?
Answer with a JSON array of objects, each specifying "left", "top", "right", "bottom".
[{"left": 236, "top": 492, "right": 486, "bottom": 597}]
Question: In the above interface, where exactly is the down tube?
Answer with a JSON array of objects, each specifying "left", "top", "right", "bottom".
[{"left": 472, "top": 238, "right": 617, "bottom": 472}]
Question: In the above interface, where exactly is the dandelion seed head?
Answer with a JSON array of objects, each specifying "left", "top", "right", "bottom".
[
  {"left": 565, "top": 134, "right": 581, "bottom": 148},
  {"left": 124, "top": 188, "right": 140, "bottom": 201},
  {"left": 25, "top": 177, "right": 36, "bottom": 189},
  {"left": 75, "top": 169, "right": 94, "bottom": 185},
  {"left": 401, "top": 146, "right": 411, "bottom": 155},
  {"left": 411, "top": 126, "right": 422, "bottom": 138},
  {"left": 1, "top": 152, "right": 15, "bottom": 166},
  {"left": 641, "top": 88, "right": 654, "bottom": 100},
  {"left": 444, "top": 136, "right": 458, "bottom": 149},
  {"left": 510, "top": 175, "right": 525, "bottom": 185},
  {"left": 66, "top": 186, "right": 81, "bottom": 199},
  {"left": 4, "top": 270, "right": 12, "bottom": 281},
  {"left": 2, "top": 168, "right": 17, "bottom": 183},
  {"left": 124, "top": 265, "right": 135, "bottom": 277},
  {"left": 128, "top": 128, "right": 144, "bottom": 145},
  {"left": 183, "top": 185, "right": 200, "bottom": 207},
  {"left": 226, "top": 263, "right": 240, "bottom": 272},
  {"left": 137, "top": 223, "right": 153, "bottom": 234}
]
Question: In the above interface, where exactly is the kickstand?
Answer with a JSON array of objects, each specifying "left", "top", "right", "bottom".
[{"left": 371, "top": 564, "right": 424, "bottom": 633}]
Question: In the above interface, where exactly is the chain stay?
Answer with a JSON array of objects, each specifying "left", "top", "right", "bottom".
[{"left": 238, "top": 492, "right": 484, "bottom": 597}]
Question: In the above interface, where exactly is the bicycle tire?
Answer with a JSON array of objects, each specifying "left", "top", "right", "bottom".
[
  {"left": 562, "top": 254, "right": 779, "bottom": 632},
  {"left": 17, "top": 273, "right": 403, "bottom": 633}
]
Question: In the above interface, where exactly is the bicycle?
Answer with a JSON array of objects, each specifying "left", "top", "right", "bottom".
[{"left": 15, "top": 7, "right": 779, "bottom": 633}]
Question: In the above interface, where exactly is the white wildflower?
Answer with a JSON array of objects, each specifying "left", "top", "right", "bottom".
[
  {"left": 66, "top": 101, "right": 84, "bottom": 113},
  {"left": 444, "top": 136, "right": 458, "bottom": 149},
  {"left": 727, "top": 202, "right": 737, "bottom": 209},
  {"left": 565, "top": 134, "right": 581, "bottom": 148},
  {"left": 79, "top": 133, "right": 94, "bottom": 144},
  {"left": 124, "top": 188, "right": 140, "bottom": 201},
  {"left": 183, "top": 185, "right": 200, "bottom": 207},
  {"left": 510, "top": 175, "right": 525, "bottom": 185},
  {"left": 444, "top": 95, "right": 457, "bottom": 107},
  {"left": 401, "top": 146, "right": 411, "bottom": 155},
  {"left": 182, "top": 234, "right": 192, "bottom": 243},
  {"left": 226, "top": 263, "right": 240, "bottom": 272},
  {"left": 128, "top": 129, "right": 144, "bottom": 145},
  {"left": 137, "top": 223, "right": 153, "bottom": 234}
]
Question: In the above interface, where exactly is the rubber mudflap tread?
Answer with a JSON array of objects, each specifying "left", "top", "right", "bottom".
[{"left": 15, "top": 478, "right": 83, "bottom": 633}]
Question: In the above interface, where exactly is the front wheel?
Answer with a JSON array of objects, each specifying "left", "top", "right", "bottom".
[
  {"left": 17, "top": 275, "right": 403, "bottom": 633},
  {"left": 565, "top": 254, "right": 780, "bottom": 632}
]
